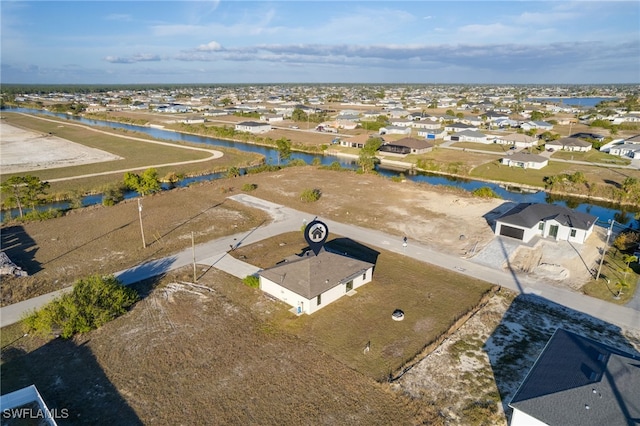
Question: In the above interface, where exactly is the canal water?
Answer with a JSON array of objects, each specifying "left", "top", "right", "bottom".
[{"left": 2, "top": 107, "right": 639, "bottom": 229}]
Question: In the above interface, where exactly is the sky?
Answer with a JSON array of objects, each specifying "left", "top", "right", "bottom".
[{"left": 1, "top": 1, "right": 639, "bottom": 85}]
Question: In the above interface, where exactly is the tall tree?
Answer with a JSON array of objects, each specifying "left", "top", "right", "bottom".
[
  {"left": 1, "top": 175, "right": 49, "bottom": 217},
  {"left": 358, "top": 137, "right": 383, "bottom": 173},
  {"left": 275, "top": 137, "right": 292, "bottom": 165},
  {"left": 123, "top": 168, "right": 161, "bottom": 196}
]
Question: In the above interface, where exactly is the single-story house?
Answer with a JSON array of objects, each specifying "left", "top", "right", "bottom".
[
  {"left": 235, "top": 121, "right": 271, "bottom": 134},
  {"left": 520, "top": 121, "right": 554, "bottom": 131},
  {"left": 204, "top": 109, "right": 228, "bottom": 117},
  {"left": 545, "top": 137, "right": 592, "bottom": 152},
  {"left": 258, "top": 249, "right": 375, "bottom": 315},
  {"left": 378, "top": 137, "right": 434, "bottom": 156},
  {"left": 341, "top": 134, "right": 377, "bottom": 149},
  {"left": 180, "top": 115, "right": 205, "bottom": 124},
  {"left": 492, "top": 118, "right": 519, "bottom": 128},
  {"left": 260, "top": 113, "right": 284, "bottom": 123},
  {"left": 379, "top": 125, "right": 412, "bottom": 136},
  {"left": 495, "top": 133, "right": 538, "bottom": 148},
  {"left": 483, "top": 111, "right": 510, "bottom": 122},
  {"left": 412, "top": 120, "right": 442, "bottom": 130},
  {"left": 501, "top": 152, "right": 548, "bottom": 170},
  {"left": 389, "top": 118, "right": 414, "bottom": 127},
  {"left": 447, "top": 130, "right": 488, "bottom": 143},
  {"left": 509, "top": 328, "right": 640, "bottom": 426},
  {"left": 445, "top": 122, "right": 478, "bottom": 132},
  {"left": 417, "top": 128, "right": 447, "bottom": 140},
  {"left": 608, "top": 143, "right": 640, "bottom": 158},
  {"left": 494, "top": 203, "right": 597, "bottom": 244}
]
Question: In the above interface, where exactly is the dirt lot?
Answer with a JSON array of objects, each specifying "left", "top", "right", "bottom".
[{"left": 0, "top": 122, "right": 122, "bottom": 173}]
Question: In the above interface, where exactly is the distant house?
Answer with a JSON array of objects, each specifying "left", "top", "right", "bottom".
[
  {"left": 258, "top": 249, "right": 375, "bottom": 315},
  {"left": 417, "top": 128, "right": 447, "bottom": 140},
  {"left": 545, "top": 137, "right": 592, "bottom": 152},
  {"left": 494, "top": 203, "right": 597, "bottom": 244},
  {"left": 412, "top": 120, "right": 442, "bottom": 130},
  {"left": 608, "top": 143, "right": 640, "bottom": 158},
  {"left": 447, "top": 130, "right": 488, "bottom": 143},
  {"left": 509, "top": 329, "right": 640, "bottom": 426},
  {"left": 495, "top": 133, "right": 538, "bottom": 148},
  {"left": 501, "top": 152, "right": 548, "bottom": 170},
  {"left": 235, "top": 121, "right": 271, "bottom": 134},
  {"left": 483, "top": 111, "right": 510, "bottom": 122},
  {"left": 180, "top": 115, "right": 205, "bottom": 124},
  {"left": 379, "top": 125, "right": 412, "bottom": 136},
  {"left": 259, "top": 113, "right": 284, "bottom": 123},
  {"left": 445, "top": 122, "right": 478, "bottom": 132},
  {"left": 341, "top": 134, "right": 377, "bottom": 149},
  {"left": 521, "top": 121, "right": 554, "bottom": 131},
  {"left": 378, "top": 137, "right": 434, "bottom": 156}
]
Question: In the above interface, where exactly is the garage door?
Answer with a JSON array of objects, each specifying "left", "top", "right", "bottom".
[{"left": 499, "top": 225, "right": 524, "bottom": 240}]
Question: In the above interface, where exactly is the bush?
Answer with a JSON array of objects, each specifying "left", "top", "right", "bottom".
[
  {"left": 300, "top": 188, "right": 322, "bottom": 202},
  {"left": 243, "top": 275, "right": 260, "bottom": 288},
  {"left": 23, "top": 274, "right": 138, "bottom": 338},
  {"left": 472, "top": 187, "right": 502, "bottom": 199},
  {"left": 286, "top": 159, "right": 307, "bottom": 167},
  {"left": 242, "top": 183, "right": 258, "bottom": 192}
]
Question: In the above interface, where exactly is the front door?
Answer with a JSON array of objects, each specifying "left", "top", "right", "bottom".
[
  {"left": 346, "top": 280, "right": 353, "bottom": 292},
  {"left": 549, "top": 224, "right": 559, "bottom": 239}
]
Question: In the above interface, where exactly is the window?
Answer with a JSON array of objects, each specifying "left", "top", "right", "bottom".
[
  {"left": 538, "top": 222, "right": 544, "bottom": 231},
  {"left": 570, "top": 229, "right": 577, "bottom": 237},
  {"left": 362, "top": 273, "right": 366, "bottom": 281},
  {"left": 317, "top": 294, "right": 321, "bottom": 305}
]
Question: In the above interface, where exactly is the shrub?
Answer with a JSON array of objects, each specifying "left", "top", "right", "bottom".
[
  {"left": 242, "top": 183, "right": 258, "bottom": 192},
  {"left": 243, "top": 275, "right": 260, "bottom": 288},
  {"left": 472, "top": 187, "right": 502, "bottom": 199},
  {"left": 23, "top": 274, "right": 138, "bottom": 338},
  {"left": 300, "top": 188, "right": 322, "bottom": 202},
  {"left": 287, "top": 159, "right": 307, "bottom": 167}
]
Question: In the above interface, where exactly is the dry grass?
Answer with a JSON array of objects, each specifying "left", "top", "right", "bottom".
[{"left": 230, "top": 231, "right": 493, "bottom": 381}]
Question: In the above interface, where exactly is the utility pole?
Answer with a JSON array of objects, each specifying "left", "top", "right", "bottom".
[
  {"left": 138, "top": 198, "right": 146, "bottom": 249},
  {"left": 596, "top": 220, "right": 614, "bottom": 281},
  {"left": 192, "top": 231, "right": 197, "bottom": 282}
]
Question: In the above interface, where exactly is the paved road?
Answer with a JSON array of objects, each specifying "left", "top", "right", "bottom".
[{"left": 2, "top": 194, "right": 639, "bottom": 331}]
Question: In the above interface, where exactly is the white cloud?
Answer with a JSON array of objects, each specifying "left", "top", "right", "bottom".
[
  {"left": 104, "top": 53, "right": 161, "bottom": 64},
  {"left": 197, "top": 41, "right": 223, "bottom": 52}
]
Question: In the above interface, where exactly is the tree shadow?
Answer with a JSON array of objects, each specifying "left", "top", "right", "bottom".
[
  {"left": 1, "top": 225, "right": 41, "bottom": 274},
  {"left": 483, "top": 293, "right": 640, "bottom": 423},
  {"left": 1, "top": 338, "right": 142, "bottom": 425}
]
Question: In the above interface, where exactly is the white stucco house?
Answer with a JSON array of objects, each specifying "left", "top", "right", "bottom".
[
  {"left": 494, "top": 203, "right": 597, "bottom": 244},
  {"left": 258, "top": 249, "right": 375, "bottom": 315},
  {"left": 235, "top": 121, "right": 271, "bottom": 134},
  {"left": 495, "top": 133, "right": 538, "bottom": 148},
  {"left": 608, "top": 143, "right": 640, "bottom": 158},
  {"left": 509, "top": 329, "right": 640, "bottom": 426},
  {"left": 447, "top": 130, "right": 488, "bottom": 143},
  {"left": 545, "top": 137, "right": 592, "bottom": 152},
  {"left": 500, "top": 153, "right": 548, "bottom": 169}
]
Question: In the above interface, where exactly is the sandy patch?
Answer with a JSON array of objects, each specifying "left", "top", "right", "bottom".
[{"left": 0, "top": 122, "right": 122, "bottom": 173}]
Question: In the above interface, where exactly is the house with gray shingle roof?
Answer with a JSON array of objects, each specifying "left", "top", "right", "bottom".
[
  {"left": 378, "top": 137, "right": 434, "bottom": 156},
  {"left": 545, "top": 137, "right": 592, "bottom": 152},
  {"left": 509, "top": 328, "right": 640, "bottom": 426},
  {"left": 501, "top": 152, "right": 548, "bottom": 170},
  {"left": 258, "top": 249, "right": 374, "bottom": 315},
  {"left": 494, "top": 203, "right": 597, "bottom": 243}
]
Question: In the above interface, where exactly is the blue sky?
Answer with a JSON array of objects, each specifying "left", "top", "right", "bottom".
[{"left": 1, "top": 1, "right": 639, "bottom": 84}]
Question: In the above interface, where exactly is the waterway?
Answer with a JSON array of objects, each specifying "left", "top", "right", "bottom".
[{"left": 2, "top": 107, "right": 639, "bottom": 230}]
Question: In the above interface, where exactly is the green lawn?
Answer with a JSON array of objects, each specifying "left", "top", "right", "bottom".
[
  {"left": 230, "top": 231, "right": 494, "bottom": 381},
  {"left": 552, "top": 149, "right": 631, "bottom": 165}
]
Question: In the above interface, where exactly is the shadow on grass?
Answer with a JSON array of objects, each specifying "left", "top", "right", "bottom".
[
  {"left": 1, "top": 338, "right": 142, "bottom": 425},
  {"left": 483, "top": 293, "right": 640, "bottom": 423}
]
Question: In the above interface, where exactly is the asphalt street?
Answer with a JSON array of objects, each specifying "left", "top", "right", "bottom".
[{"left": 1, "top": 194, "right": 638, "bottom": 331}]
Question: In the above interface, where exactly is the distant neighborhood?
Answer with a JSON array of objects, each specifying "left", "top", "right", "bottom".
[{"left": 5, "top": 84, "right": 640, "bottom": 165}]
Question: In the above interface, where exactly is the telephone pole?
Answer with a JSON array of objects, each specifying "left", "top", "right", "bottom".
[
  {"left": 595, "top": 220, "right": 614, "bottom": 281},
  {"left": 138, "top": 198, "right": 146, "bottom": 249}
]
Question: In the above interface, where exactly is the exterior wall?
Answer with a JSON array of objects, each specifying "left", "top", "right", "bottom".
[
  {"left": 497, "top": 219, "right": 592, "bottom": 244},
  {"left": 509, "top": 408, "right": 547, "bottom": 426},
  {"left": 260, "top": 267, "right": 373, "bottom": 315},
  {"left": 235, "top": 123, "right": 271, "bottom": 134}
]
